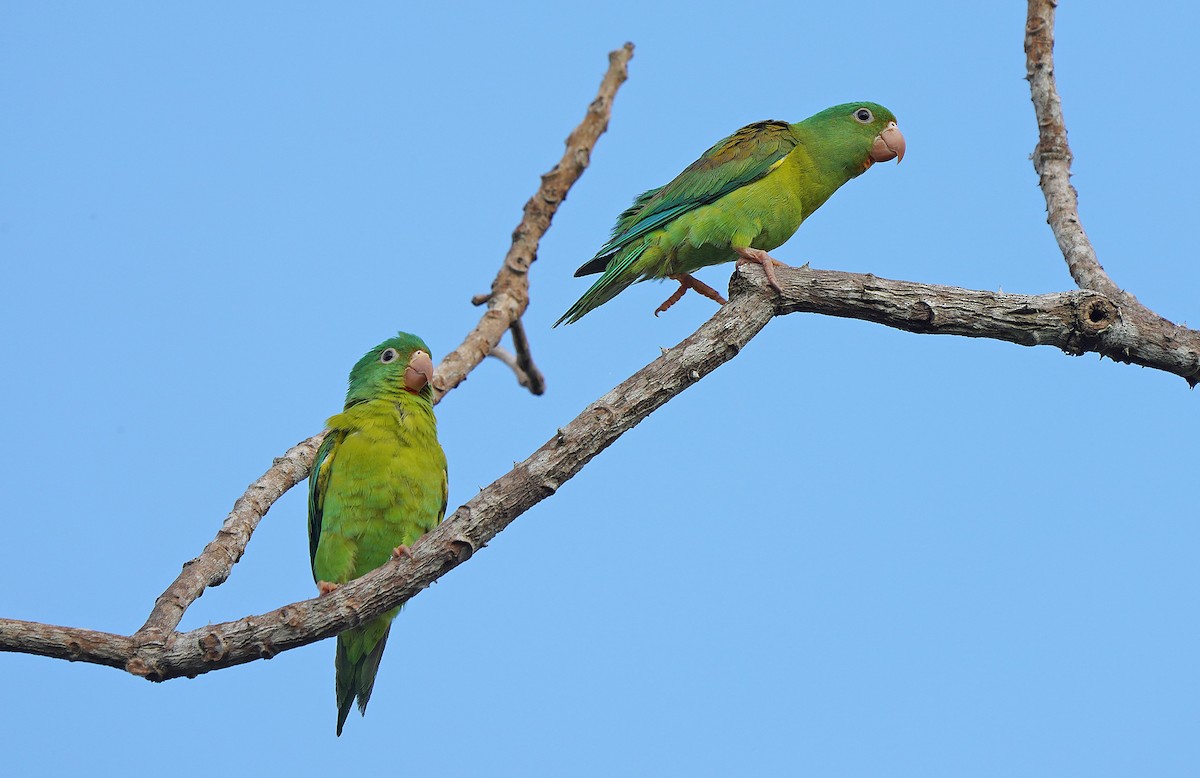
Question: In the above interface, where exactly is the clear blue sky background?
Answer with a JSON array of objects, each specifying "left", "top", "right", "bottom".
[{"left": 3, "top": 2, "right": 1197, "bottom": 775}]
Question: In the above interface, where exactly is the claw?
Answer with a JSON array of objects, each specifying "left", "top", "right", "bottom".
[
  {"left": 317, "top": 580, "right": 340, "bottom": 595},
  {"left": 734, "top": 247, "right": 787, "bottom": 294}
]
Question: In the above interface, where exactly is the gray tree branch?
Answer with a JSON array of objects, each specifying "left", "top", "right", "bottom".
[
  {"left": 5, "top": 260, "right": 1191, "bottom": 677},
  {"left": 3, "top": 14, "right": 1197, "bottom": 678},
  {"left": 1024, "top": 0, "right": 1200, "bottom": 385},
  {"left": 124, "top": 42, "right": 635, "bottom": 669},
  {"left": 434, "top": 42, "right": 634, "bottom": 403}
]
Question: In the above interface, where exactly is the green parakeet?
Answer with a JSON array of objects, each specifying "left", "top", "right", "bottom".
[
  {"left": 554, "top": 102, "right": 905, "bottom": 325},
  {"left": 308, "top": 332, "right": 448, "bottom": 736}
]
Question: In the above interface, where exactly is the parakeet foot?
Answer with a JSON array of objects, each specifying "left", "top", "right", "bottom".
[
  {"left": 654, "top": 274, "right": 728, "bottom": 316},
  {"left": 734, "top": 247, "right": 787, "bottom": 294},
  {"left": 391, "top": 545, "right": 413, "bottom": 560},
  {"left": 317, "top": 581, "right": 340, "bottom": 595}
]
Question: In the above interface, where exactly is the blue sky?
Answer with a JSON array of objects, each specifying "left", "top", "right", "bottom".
[{"left": 3, "top": 2, "right": 1198, "bottom": 775}]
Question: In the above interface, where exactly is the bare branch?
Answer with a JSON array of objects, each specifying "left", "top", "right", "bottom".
[
  {"left": 1024, "top": 0, "right": 1119, "bottom": 299},
  {"left": 1024, "top": 0, "right": 1200, "bottom": 386},
  {"left": 9, "top": 262, "right": 1196, "bottom": 676},
  {"left": 508, "top": 319, "right": 547, "bottom": 395},
  {"left": 104, "top": 280, "right": 776, "bottom": 681},
  {"left": 485, "top": 322, "right": 546, "bottom": 394},
  {"left": 433, "top": 42, "right": 634, "bottom": 402},
  {"left": 6, "top": 22, "right": 1197, "bottom": 678},
  {"left": 771, "top": 266, "right": 1116, "bottom": 350},
  {"left": 759, "top": 265, "right": 1200, "bottom": 380},
  {"left": 0, "top": 619, "right": 131, "bottom": 669},
  {"left": 124, "top": 44, "right": 634, "bottom": 658},
  {"left": 487, "top": 345, "right": 530, "bottom": 386},
  {"left": 132, "top": 433, "right": 324, "bottom": 649}
]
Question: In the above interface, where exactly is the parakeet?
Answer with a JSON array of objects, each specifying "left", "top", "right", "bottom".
[
  {"left": 555, "top": 102, "right": 905, "bottom": 325},
  {"left": 308, "top": 332, "right": 448, "bottom": 736}
]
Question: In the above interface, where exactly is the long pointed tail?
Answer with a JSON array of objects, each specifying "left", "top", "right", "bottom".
[
  {"left": 334, "top": 617, "right": 393, "bottom": 736},
  {"left": 554, "top": 243, "right": 649, "bottom": 327}
]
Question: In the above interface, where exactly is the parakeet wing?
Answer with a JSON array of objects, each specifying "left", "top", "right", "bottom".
[
  {"left": 307, "top": 430, "right": 344, "bottom": 567},
  {"left": 576, "top": 121, "right": 799, "bottom": 276}
]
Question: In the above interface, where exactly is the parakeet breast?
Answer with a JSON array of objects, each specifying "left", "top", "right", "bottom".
[{"left": 313, "top": 398, "right": 446, "bottom": 583}]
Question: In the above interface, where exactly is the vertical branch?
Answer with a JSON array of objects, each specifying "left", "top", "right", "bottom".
[
  {"left": 1024, "top": 0, "right": 1125, "bottom": 302},
  {"left": 1024, "top": 1, "right": 1200, "bottom": 384}
]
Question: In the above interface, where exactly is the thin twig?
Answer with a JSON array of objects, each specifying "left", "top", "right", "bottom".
[
  {"left": 487, "top": 345, "right": 534, "bottom": 389},
  {"left": 485, "top": 321, "right": 547, "bottom": 393},
  {"left": 508, "top": 319, "right": 546, "bottom": 395}
]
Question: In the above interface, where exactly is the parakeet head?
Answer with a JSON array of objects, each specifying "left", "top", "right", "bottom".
[
  {"left": 345, "top": 331, "right": 435, "bottom": 406},
  {"left": 799, "top": 102, "right": 905, "bottom": 176}
]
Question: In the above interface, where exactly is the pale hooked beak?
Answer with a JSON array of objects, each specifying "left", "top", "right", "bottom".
[
  {"left": 403, "top": 350, "right": 434, "bottom": 393},
  {"left": 869, "top": 121, "right": 905, "bottom": 164}
]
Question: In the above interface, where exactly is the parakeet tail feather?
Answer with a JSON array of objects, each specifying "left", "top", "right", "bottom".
[
  {"left": 554, "top": 243, "right": 649, "bottom": 326},
  {"left": 334, "top": 623, "right": 392, "bottom": 736}
]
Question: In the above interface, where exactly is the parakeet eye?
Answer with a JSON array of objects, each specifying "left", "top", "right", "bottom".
[
  {"left": 853, "top": 108, "right": 874, "bottom": 124},
  {"left": 380, "top": 348, "right": 400, "bottom": 364}
]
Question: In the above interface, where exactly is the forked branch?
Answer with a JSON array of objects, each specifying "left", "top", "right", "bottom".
[
  {"left": 3, "top": 11, "right": 1197, "bottom": 679},
  {"left": 1024, "top": 0, "right": 1200, "bottom": 384}
]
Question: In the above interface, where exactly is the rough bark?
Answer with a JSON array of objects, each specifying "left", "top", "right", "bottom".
[
  {"left": 436, "top": 43, "right": 634, "bottom": 401},
  {"left": 3, "top": 264, "right": 1186, "bottom": 678},
  {"left": 2, "top": 11, "right": 1196, "bottom": 678},
  {"left": 122, "top": 42, "right": 636, "bottom": 669},
  {"left": 1024, "top": 0, "right": 1200, "bottom": 385}
]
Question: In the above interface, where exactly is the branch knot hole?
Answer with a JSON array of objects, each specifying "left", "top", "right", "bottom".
[
  {"left": 450, "top": 536, "right": 475, "bottom": 563},
  {"left": 1079, "top": 297, "right": 1117, "bottom": 336},
  {"left": 913, "top": 300, "right": 935, "bottom": 327},
  {"left": 199, "top": 632, "right": 227, "bottom": 663}
]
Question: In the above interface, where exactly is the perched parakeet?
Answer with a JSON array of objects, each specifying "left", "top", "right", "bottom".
[
  {"left": 308, "top": 332, "right": 448, "bottom": 736},
  {"left": 555, "top": 102, "right": 905, "bottom": 325}
]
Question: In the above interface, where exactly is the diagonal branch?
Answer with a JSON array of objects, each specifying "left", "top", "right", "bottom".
[
  {"left": 433, "top": 42, "right": 634, "bottom": 402},
  {"left": 13, "top": 278, "right": 775, "bottom": 680},
  {"left": 127, "top": 44, "right": 634, "bottom": 655},
  {"left": 7, "top": 17, "right": 1198, "bottom": 678},
  {"left": 8, "top": 262, "right": 1196, "bottom": 676},
  {"left": 132, "top": 434, "right": 323, "bottom": 649},
  {"left": 475, "top": 309, "right": 548, "bottom": 395}
]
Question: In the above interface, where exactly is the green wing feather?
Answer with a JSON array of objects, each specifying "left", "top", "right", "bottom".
[
  {"left": 555, "top": 121, "right": 799, "bottom": 326},
  {"left": 575, "top": 121, "right": 799, "bottom": 276},
  {"left": 559, "top": 102, "right": 903, "bottom": 324},
  {"left": 307, "top": 430, "right": 342, "bottom": 568},
  {"left": 573, "top": 186, "right": 663, "bottom": 277},
  {"left": 556, "top": 241, "right": 651, "bottom": 325}
]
